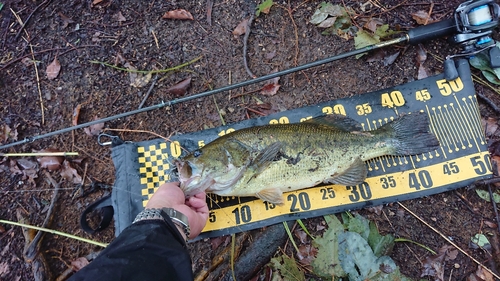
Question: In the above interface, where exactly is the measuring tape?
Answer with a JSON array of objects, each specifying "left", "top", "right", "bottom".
[{"left": 134, "top": 59, "right": 492, "bottom": 239}]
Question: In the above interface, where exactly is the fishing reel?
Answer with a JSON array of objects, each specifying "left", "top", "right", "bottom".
[{"left": 444, "top": 0, "right": 500, "bottom": 79}]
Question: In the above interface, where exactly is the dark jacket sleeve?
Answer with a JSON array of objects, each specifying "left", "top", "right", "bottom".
[{"left": 68, "top": 218, "right": 193, "bottom": 281}]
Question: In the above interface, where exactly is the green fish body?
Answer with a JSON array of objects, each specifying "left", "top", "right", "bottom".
[{"left": 175, "top": 112, "right": 439, "bottom": 204}]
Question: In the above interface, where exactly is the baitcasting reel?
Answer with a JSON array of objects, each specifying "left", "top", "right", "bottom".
[{"left": 445, "top": 0, "right": 500, "bottom": 79}]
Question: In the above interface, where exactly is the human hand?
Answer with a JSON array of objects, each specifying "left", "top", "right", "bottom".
[{"left": 145, "top": 182, "right": 209, "bottom": 240}]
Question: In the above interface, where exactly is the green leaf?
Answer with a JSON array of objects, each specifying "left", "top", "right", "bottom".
[
  {"left": 471, "top": 233, "right": 491, "bottom": 249},
  {"left": 475, "top": 189, "right": 500, "bottom": 203},
  {"left": 0, "top": 3, "right": 4, "bottom": 11},
  {"left": 271, "top": 255, "right": 305, "bottom": 281},
  {"left": 374, "top": 24, "right": 398, "bottom": 39},
  {"left": 354, "top": 30, "right": 380, "bottom": 58},
  {"left": 346, "top": 213, "right": 370, "bottom": 240},
  {"left": 256, "top": 0, "right": 273, "bottom": 17},
  {"left": 311, "top": 215, "right": 346, "bottom": 278},
  {"left": 469, "top": 43, "right": 500, "bottom": 85},
  {"left": 338, "top": 231, "right": 398, "bottom": 281},
  {"left": 368, "top": 221, "right": 395, "bottom": 257}
]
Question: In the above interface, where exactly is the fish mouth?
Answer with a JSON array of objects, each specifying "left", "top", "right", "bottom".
[{"left": 174, "top": 159, "right": 205, "bottom": 196}]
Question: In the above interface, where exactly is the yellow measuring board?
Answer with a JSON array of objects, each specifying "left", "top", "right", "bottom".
[{"left": 134, "top": 59, "right": 492, "bottom": 239}]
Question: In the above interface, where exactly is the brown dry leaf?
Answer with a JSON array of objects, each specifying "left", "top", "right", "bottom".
[
  {"left": 296, "top": 244, "right": 318, "bottom": 267},
  {"left": 233, "top": 18, "right": 249, "bottom": 36},
  {"left": 416, "top": 44, "right": 427, "bottom": 65},
  {"left": 37, "top": 148, "right": 64, "bottom": 171},
  {"left": 261, "top": 77, "right": 280, "bottom": 96},
  {"left": 364, "top": 18, "right": 384, "bottom": 33},
  {"left": 0, "top": 262, "right": 10, "bottom": 276},
  {"left": 412, "top": 10, "right": 434, "bottom": 25},
  {"left": 46, "top": 57, "right": 61, "bottom": 80},
  {"left": 84, "top": 116, "right": 105, "bottom": 137},
  {"left": 9, "top": 159, "right": 22, "bottom": 175},
  {"left": 162, "top": 9, "right": 194, "bottom": 20},
  {"left": 166, "top": 77, "right": 192, "bottom": 98},
  {"left": 60, "top": 160, "right": 82, "bottom": 184},
  {"left": 72, "top": 104, "right": 82, "bottom": 126},
  {"left": 482, "top": 117, "right": 498, "bottom": 137},
  {"left": 293, "top": 229, "right": 308, "bottom": 244},
  {"left": 0, "top": 124, "right": 18, "bottom": 144},
  {"left": 58, "top": 12, "right": 75, "bottom": 28},
  {"left": 71, "top": 257, "right": 89, "bottom": 271},
  {"left": 124, "top": 62, "right": 152, "bottom": 88},
  {"left": 418, "top": 65, "right": 429, "bottom": 80},
  {"left": 383, "top": 51, "right": 400, "bottom": 66},
  {"left": 114, "top": 11, "right": 126, "bottom": 22},
  {"left": 421, "top": 249, "right": 446, "bottom": 280},
  {"left": 468, "top": 266, "right": 495, "bottom": 281},
  {"left": 365, "top": 205, "right": 383, "bottom": 215}
]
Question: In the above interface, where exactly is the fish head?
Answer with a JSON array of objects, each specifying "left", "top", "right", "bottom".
[{"left": 175, "top": 139, "right": 252, "bottom": 197}]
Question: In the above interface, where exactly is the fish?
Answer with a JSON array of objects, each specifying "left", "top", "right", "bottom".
[{"left": 175, "top": 112, "right": 440, "bottom": 204}]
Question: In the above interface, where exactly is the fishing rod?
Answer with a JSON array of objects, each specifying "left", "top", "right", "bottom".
[{"left": 1, "top": 0, "right": 498, "bottom": 151}]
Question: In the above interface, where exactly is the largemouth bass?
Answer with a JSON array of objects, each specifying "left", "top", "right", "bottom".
[{"left": 175, "top": 112, "right": 439, "bottom": 204}]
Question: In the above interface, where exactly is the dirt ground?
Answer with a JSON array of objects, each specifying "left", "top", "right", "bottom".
[{"left": 1, "top": 0, "right": 500, "bottom": 280}]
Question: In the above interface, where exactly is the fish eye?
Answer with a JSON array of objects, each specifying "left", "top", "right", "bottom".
[{"left": 193, "top": 149, "right": 202, "bottom": 158}]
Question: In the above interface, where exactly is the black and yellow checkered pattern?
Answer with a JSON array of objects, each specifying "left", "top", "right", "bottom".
[{"left": 137, "top": 143, "right": 171, "bottom": 206}]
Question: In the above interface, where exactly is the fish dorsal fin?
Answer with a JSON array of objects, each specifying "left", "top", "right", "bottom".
[
  {"left": 256, "top": 188, "right": 284, "bottom": 205},
  {"left": 325, "top": 157, "right": 367, "bottom": 186},
  {"left": 305, "top": 115, "right": 361, "bottom": 131}
]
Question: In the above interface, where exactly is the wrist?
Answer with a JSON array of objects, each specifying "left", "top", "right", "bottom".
[{"left": 133, "top": 207, "right": 190, "bottom": 242}]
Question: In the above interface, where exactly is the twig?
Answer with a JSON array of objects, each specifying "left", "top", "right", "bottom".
[
  {"left": 26, "top": 35, "right": 45, "bottom": 125},
  {"left": 424, "top": 3, "right": 434, "bottom": 26},
  {"left": 206, "top": 0, "right": 213, "bottom": 26},
  {"left": 138, "top": 75, "right": 158, "bottom": 109},
  {"left": 476, "top": 91, "right": 500, "bottom": 115},
  {"left": 0, "top": 45, "right": 101, "bottom": 70},
  {"left": 1, "top": 219, "right": 107, "bottom": 247},
  {"left": 397, "top": 202, "right": 500, "bottom": 280},
  {"left": 0, "top": 152, "right": 78, "bottom": 157},
  {"left": 243, "top": 15, "right": 256, "bottom": 78},
  {"left": 487, "top": 184, "right": 500, "bottom": 234},
  {"left": 14, "top": 0, "right": 52, "bottom": 41},
  {"left": 89, "top": 55, "right": 202, "bottom": 74},
  {"left": 23, "top": 171, "right": 60, "bottom": 260}
]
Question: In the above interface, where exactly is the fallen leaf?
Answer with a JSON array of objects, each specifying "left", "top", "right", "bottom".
[
  {"left": 0, "top": 124, "right": 18, "bottom": 144},
  {"left": 364, "top": 18, "right": 384, "bottom": 33},
  {"left": 365, "top": 205, "right": 383, "bottom": 215},
  {"left": 294, "top": 229, "right": 308, "bottom": 244},
  {"left": 482, "top": 117, "right": 498, "bottom": 137},
  {"left": 46, "top": 57, "right": 61, "bottom": 80},
  {"left": 468, "top": 266, "right": 495, "bottom": 281},
  {"left": 72, "top": 104, "right": 82, "bottom": 126},
  {"left": 162, "top": 9, "right": 193, "bottom": 20},
  {"left": 114, "top": 11, "right": 126, "bottom": 22},
  {"left": 37, "top": 148, "right": 64, "bottom": 171},
  {"left": 233, "top": 18, "right": 249, "bottom": 36},
  {"left": 9, "top": 159, "right": 22, "bottom": 175},
  {"left": 0, "top": 261, "right": 10, "bottom": 276},
  {"left": 71, "top": 257, "right": 89, "bottom": 271},
  {"left": 416, "top": 44, "right": 427, "bottom": 65},
  {"left": 317, "top": 17, "right": 337, "bottom": 28},
  {"left": 60, "top": 160, "right": 82, "bottom": 184},
  {"left": 124, "top": 62, "right": 152, "bottom": 88},
  {"left": 265, "top": 50, "right": 276, "bottom": 60},
  {"left": 261, "top": 77, "right": 280, "bottom": 96},
  {"left": 84, "top": 116, "right": 105, "bottom": 137},
  {"left": 383, "top": 51, "right": 400, "bottom": 66},
  {"left": 421, "top": 245, "right": 457, "bottom": 281},
  {"left": 296, "top": 244, "right": 318, "bottom": 267},
  {"left": 412, "top": 10, "right": 434, "bottom": 25},
  {"left": 256, "top": 0, "right": 274, "bottom": 17},
  {"left": 271, "top": 255, "right": 305, "bottom": 281},
  {"left": 16, "top": 158, "right": 37, "bottom": 170},
  {"left": 166, "top": 77, "right": 192, "bottom": 98},
  {"left": 418, "top": 65, "right": 429, "bottom": 80},
  {"left": 58, "top": 12, "right": 75, "bottom": 28}
]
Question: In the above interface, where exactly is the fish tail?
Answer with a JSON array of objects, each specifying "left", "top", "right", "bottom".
[{"left": 379, "top": 112, "right": 440, "bottom": 155}]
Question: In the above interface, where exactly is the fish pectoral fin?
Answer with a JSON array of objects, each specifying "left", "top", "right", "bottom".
[
  {"left": 326, "top": 158, "right": 367, "bottom": 186},
  {"left": 256, "top": 188, "right": 284, "bottom": 205},
  {"left": 249, "top": 142, "right": 283, "bottom": 174}
]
